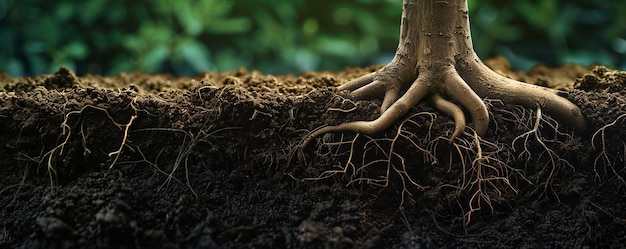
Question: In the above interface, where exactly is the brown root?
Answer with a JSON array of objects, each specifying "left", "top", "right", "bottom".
[
  {"left": 296, "top": 0, "right": 587, "bottom": 225},
  {"left": 40, "top": 103, "right": 138, "bottom": 188},
  {"left": 509, "top": 106, "right": 578, "bottom": 202},
  {"left": 591, "top": 113, "right": 626, "bottom": 187}
]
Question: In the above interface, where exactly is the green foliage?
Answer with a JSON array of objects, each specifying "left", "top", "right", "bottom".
[
  {"left": 470, "top": 0, "right": 626, "bottom": 71},
  {"left": 0, "top": 0, "right": 624, "bottom": 76}
]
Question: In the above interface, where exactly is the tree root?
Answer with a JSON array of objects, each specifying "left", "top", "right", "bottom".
[
  {"left": 298, "top": 112, "right": 439, "bottom": 203},
  {"left": 511, "top": 107, "right": 574, "bottom": 200},
  {"left": 300, "top": 0, "right": 587, "bottom": 151},
  {"left": 130, "top": 125, "right": 241, "bottom": 199},
  {"left": 297, "top": 101, "right": 581, "bottom": 224},
  {"left": 33, "top": 86, "right": 240, "bottom": 197},
  {"left": 39, "top": 103, "right": 138, "bottom": 188},
  {"left": 592, "top": 113, "right": 626, "bottom": 187},
  {"left": 296, "top": 0, "right": 587, "bottom": 224}
]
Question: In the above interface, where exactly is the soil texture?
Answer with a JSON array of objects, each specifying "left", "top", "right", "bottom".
[{"left": 1, "top": 57, "right": 626, "bottom": 248}]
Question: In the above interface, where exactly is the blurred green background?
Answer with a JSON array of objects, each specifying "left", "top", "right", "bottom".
[{"left": 1, "top": 0, "right": 625, "bottom": 77}]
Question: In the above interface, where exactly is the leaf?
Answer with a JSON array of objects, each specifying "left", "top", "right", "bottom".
[
  {"left": 207, "top": 17, "right": 252, "bottom": 34},
  {"left": 141, "top": 44, "right": 170, "bottom": 73},
  {"left": 177, "top": 39, "right": 213, "bottom": 73},
  {"left": 64, "top": 41, "right": 88, "bottom": 60}
]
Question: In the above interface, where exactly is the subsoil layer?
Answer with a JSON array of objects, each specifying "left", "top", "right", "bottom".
[{"left": 1, "top": 58, "right": 626, "bottom": 248}]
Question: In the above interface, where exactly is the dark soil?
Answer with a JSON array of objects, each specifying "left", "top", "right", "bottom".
[{"left": 1, "top": 58, "right": 626, "bottom": 248}]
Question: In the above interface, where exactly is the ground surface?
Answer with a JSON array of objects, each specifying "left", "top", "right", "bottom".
[{"left": 1, "top": 58, "right": 626, "bottom": 248}]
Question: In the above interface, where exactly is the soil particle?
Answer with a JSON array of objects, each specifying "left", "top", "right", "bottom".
[{"left": 575, "top": 65, "right": 626, "bottom": 93}]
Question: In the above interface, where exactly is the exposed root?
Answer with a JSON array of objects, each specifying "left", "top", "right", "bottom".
[
  {"left": 299, "top": 68, "right": 493, "bottom": 149},
  {"left": 6, "top": 127, "right": 38, "bottom": 204},
  {"left": 462, "top": 131, "right": 519, "bottom": 225},
  {"left": 298, "top": 101, "right": 583, "bottom": 224},
  {"left": 512, "top": 107, "right": 574, "bottom": 200},
  {"left": 591, "top": 113, "right": 626, "bottom": 187},
  {"left": 300, "top": 112, "right": 439, "bottom": 205},
  {"left": 131, "top": 125, "right": 242, "bottom": 199},
  {"left": 300, "top": 0, "right": 586, "bottom": 152},
  {"left": 435, "top": 129, "right": 523, "bottom": 225},
  {"left": 326, "top": 94, "right": 358, "bottom": 113},
  {"left": 430, "top": 93, "right": 465, "bottom": 141},
  {"left": 299, "top": 108, "right": 527, "bottom": 222},
  {"left": 1, "top": 154, "right": 33, "bottom": 205},
  {"left": 107, "top": 115, "right": 137, "bottom": 169},
  {"left": 39, "top": 103, "right": 137, "bottom": 188},
  {"left": 297, "top": 0, "right": 586, "bottom": 225},
  {"left": 302, "top": 133, "right": 362, "bottom": 182}
]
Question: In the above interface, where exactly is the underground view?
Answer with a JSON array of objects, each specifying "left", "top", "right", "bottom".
[{"left": 1, "top": 0, "right": 626, "bottom": 248}]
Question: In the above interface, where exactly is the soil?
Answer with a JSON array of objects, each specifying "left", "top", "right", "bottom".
[{"left": 1, "top": 57, "right": 626, "bottom": 248}]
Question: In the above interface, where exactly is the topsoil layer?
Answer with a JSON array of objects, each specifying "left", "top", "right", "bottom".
[{"left": 1, "top": 57, "right": 626, "bottom": 248}]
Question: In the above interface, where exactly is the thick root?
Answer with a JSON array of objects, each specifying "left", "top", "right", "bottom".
[{"left": 301, "top": 59, "right": 587, "bottom": 150}]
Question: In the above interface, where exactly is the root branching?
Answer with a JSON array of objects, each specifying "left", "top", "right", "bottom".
[
  {"left": 591, "top": 113, "right": 626, "bottom": 187},
  {"left": 511, "top": 107, "right": 574, "bottom": 200},
  {"left": 39, "top": 103, "right": 137, "bottom": 188},
  {"left": 300, "top": 112, "right": 438, "bottom": 204},
  {"left": 131, "top": 125, "right": 241, "bottom": 199},
  {"left": 299, "top": 110, "right": 522, "bottom": 223},
  {"left": 298, "top": 103, "right": 579, "bottom": 224}
]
